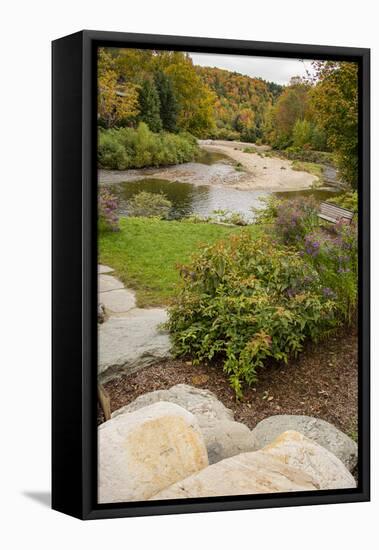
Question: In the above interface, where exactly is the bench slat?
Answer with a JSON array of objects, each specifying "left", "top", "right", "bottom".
[{"left": 318, "top": 201, "right": 354, "bottom": 224}]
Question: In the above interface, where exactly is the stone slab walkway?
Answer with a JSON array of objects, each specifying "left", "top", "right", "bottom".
[{"left": 98, "top": 265, "right": 171, "bottom": 383}]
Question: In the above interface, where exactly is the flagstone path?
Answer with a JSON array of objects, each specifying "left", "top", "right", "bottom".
[{"left": 98, "top": 265, "right": 171, "bottom": 383}]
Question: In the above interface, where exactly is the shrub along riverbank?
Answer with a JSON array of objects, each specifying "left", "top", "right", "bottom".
[{"left": 98, "top": 122, "right": 199, "bottom": 170}]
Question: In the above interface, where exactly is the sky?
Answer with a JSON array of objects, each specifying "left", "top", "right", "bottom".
[{"left": 189, "top": 53, "right": 316, "bottom": 85}]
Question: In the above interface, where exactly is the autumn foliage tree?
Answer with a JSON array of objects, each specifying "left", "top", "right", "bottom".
[
  {"left": 98, "top": 48, "right": 140, "bottom": 128},
  {"left": 309, "top": 61, "right": 358, "bottom": 187}
]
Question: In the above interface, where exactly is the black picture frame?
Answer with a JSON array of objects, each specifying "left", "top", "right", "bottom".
[{"left": 52, "top": 30, "right": 370, "bottom": 520}]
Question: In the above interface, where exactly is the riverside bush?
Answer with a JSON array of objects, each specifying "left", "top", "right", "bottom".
[
  {"left": 98, "top": 123, "right": 199, "bottom": 169},
  {"left": 327, "top": 191, "right": 358, "bottom": 213},
  {"left": 167, "top": 232, "right": 337, "bottom": 398},
  {"left": 279, "top": 147, "right": 334, "bottom": 165},
  {"left": 127, "top": 191, "right": 172, "bottom": 219}
]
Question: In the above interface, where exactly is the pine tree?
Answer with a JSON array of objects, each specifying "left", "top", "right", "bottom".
[
  {"left": 154, "top": 70, "right": 178, "bottom": 132},
  {"left": 137, "top": 80, "right": 162, "bottom": 132}
]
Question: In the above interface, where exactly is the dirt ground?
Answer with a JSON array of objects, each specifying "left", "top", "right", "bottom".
[
  {"left": 99, "top": 325, "right": 358, "bottom": 441},
  {"left": 199, "top": 140, "right": 317, "bottom": 191}
]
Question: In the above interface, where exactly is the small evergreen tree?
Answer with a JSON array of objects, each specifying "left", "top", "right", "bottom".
[
  {"left": 154, "top": 70, "right": 178, "bottom": 132},
  {"left": 138, "top": 80, "right": 162, "bottom": 132}
]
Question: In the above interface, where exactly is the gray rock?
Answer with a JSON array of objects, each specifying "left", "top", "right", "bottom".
[
  {"left": 98, "top": 303, "right": 105, "bottom": 324},
  {"left": 98, "top": 274, "right": 124, "bottom": 292},
  {"left": 98, "top": 401, "right": 208, "bottom": 503},
  {"left": 113, "top": 384, "right": 234, "bottom": 422},
  {"left": 200, "top": 417, "right": 257, "bottom": 464},
  {"left": 251, "top": 415, "right": 357, "bottom": 472},
  {"left": 112, "top": 384, "right": 257, "bottom": 464},
  {"left": 98, "top": 264, "right": 114, "bottom": 274},
  {"left": 98, "top": 308, "right": 171, "bottom": 383},
  {"left": 99, "top": 287, "right": 136, "bottom": 314}
]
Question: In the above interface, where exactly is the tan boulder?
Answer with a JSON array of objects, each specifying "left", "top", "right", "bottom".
[
  {"left": 150, "top": 450, "right": 317, "bottom": 499},
  {"left": 151, "top": 430, "right": 356, "bottom": 500},
  {"left": 98, "top": 401, "right": 208, "bottom": 504},
  {"left": 262, "top": 430, "right": 356, "bottom": 490}
]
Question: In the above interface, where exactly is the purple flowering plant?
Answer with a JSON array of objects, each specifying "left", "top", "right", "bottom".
[
  {"left": 269, "top": 196, "right": 358, "bottom": 322},
  {"left": 301, "top": 221, "right": 358, "bottom": 321},
  {"left": 98, "top": 187, "right": 120, "bottom": 232},
  {"left": 274, "top": 197, "right": 319, "bottom": 245}
]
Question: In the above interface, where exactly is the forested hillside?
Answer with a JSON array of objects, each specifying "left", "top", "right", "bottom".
[
  {"left": 196, "top": 66, "right": 281, "bottom": 142},
  {"left": 98, "top": 48, "right": 358, "bottom": 186}
]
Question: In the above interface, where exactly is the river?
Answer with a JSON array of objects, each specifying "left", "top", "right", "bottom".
[{"left": 100, "top": 145, "right": 342, "bottom": 222}]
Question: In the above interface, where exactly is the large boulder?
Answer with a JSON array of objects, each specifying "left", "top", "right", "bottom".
[
  {"left": 98, "top": 401, "right": 208, "bottom": 504},
  {"left": 112, "top": 384, "right": 234, "bottom": 422},
  {"left": 262, "top": 430, "right": 356, "bottom": 490},
  {"left": 150, "top": 449, "right": 318, "bottom": 500},
  {"left": 98, "top": 308, "right": 171, "bottom": 383},
  {"left": 251, "top": 415, "right": 357, "bottom": 472},
  {"left": 112, "top": 385, "right": 257, "bottom": 464},
  {"left": 151, "top": 430, "right": 355, "bottom": 500}
]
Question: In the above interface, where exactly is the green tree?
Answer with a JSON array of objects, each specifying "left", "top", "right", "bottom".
[
  {"left": 137, "top": 80, "right": 162, "bottom": 133},
  {"left": 310, "top": 125, "right": 327, "bottom": 151},
  {"left": 310, "top": 61, "right": 358, "bottom": 187},
  {"left": 165, "top": 57, "right": 216, "bottom": 137},
  {"left": 292, "top": 119, "right": 312, "bottom": 148},
  {"left": 267, "top": 79, "right": 310, "bottom": 148},
  {"left": 154, "top": 70, "right": 178, "bottom": 132}
]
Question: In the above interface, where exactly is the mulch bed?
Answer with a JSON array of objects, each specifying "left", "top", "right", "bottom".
[{"left": 99, "top": 325, "right": 358, "bottom": 439}]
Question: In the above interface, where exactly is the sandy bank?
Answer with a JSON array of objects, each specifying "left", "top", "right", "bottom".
[{"left": 99, "top": 140, "right": 318, "bottom": 192}]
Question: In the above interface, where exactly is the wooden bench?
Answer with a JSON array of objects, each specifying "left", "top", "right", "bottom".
[{"left": 318, "top": 202, "right": 354, "bottom": 224}]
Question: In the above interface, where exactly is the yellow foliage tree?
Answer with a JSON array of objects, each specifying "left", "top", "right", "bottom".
[{"left": 98, "top": 48, "right": 140, "bottom": 128}]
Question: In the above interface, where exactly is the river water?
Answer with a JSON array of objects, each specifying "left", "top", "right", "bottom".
[{"left": 105, "top": 152, "right": 341, "bottom": 221}]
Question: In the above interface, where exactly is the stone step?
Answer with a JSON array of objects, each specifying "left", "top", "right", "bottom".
[{"left": 98, "top": 307, "right": 171, "bottom": 383}]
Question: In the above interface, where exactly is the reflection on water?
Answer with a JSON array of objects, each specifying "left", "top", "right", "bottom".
[
  {"left": 195, "top": 149, "right": 232, "bottom": 166},
  {"left": 109, "top": 178, "right": 341, "bottom": 221}
]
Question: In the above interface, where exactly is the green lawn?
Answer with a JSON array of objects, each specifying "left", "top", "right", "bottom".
[{"left": 99, "top": 217, "right": 260, "bottom": 307}]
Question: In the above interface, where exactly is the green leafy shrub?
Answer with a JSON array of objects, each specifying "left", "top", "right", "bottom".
[
  {"left": 127, "top": 191, "right": 172, "bottom": 219},
  {"left": 279, "top": 147, "right": 334, "bottom": 165},
  {"left": 167, "top": 232, "right": 336, "bottom": 397},
  {"left": 243, "top": 146, "right": 259, "bottom": 154},
  {"left": 98, "top": 123, "right": 199, "bottom": 169},
  {"left": 212, "top": 209, "right": 248, "bottom": 226},
  {"left": 209, "top": 127, "right": 241, "bottom": 141},
  {"left": 327, "top": 191, "right": 358, "bottom": 213},
  {"left": 98, "top": 187, "right": 119, "bottom": 232},
  {"left": 253, "top": 195, "right": 281, "bottom": 225}
]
